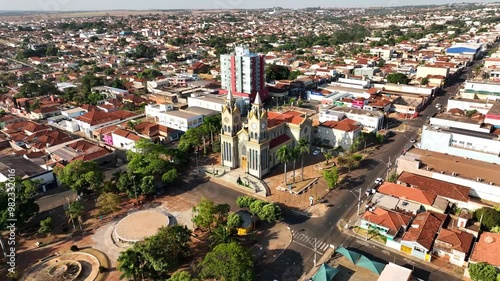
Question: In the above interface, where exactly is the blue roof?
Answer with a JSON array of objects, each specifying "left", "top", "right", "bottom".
[{"left": 446, "top": 46, "right": 479, "bottom": 54}]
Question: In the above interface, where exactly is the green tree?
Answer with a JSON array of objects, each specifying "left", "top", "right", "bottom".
[
  {"left": 137, "top": 68, "right": 163, "bottom": 80},
  {"left": 386, "top": 73, "right": 410, "bottom": 84},
  {"left": 258, "top": 203, "right": 282, "bottom": 223},
  {"left": 178, "top": 127, "right": 202, "bottom": 152},
  {"left": 323, "top": 167, "right": 339, "bottom": 189},
  {"left": 162, "top": 168, "right": 178, "bottom": 184},
  {"left": 96, "top": 192, "right": 121, "bottom": 215},
  {"left": 323, "top": 151, "right": 333, "bottom": 165},
  {"left": 192, "top": 198, "right": 218, "bottom": 231},
  {"left": 288, "top": 70, "right": 302, "bottom": 80},
  {"left": 297, "top": 138, "right": 310, "bottom": 182},
  {"left": 276, "top": 146, "right": 292, "bottom": 185},
  {"left": 265, "top": 64, "right": 290, "bottom": 81},
  {"left": 236, "top": 196, "right": 256, "bottom": 209},
  {"left": 421, "top": 77, "right": 429, "bottom": 86},
  {"left": 0, "top": 178, "right": 40, "bottom": 230},
  {"left": 209, "top": 226, "right": 235, "bottom": 247},
  {"left": 249, "top": 200, "right": 266, "bottom": 216},
  {"left": 140, "top": 225, "right": 192, "bottom": 277},
  {"left": 168, "top": 271, "right": 198, "bottom": 281},
  {"left": 388, "top": 173, "right": 399, "bottom": 183},
  {"left": 469, "top": 262, "right": 498, "bottom": 281},
  {"left": 54, "top": 160, "right": 104, "bottom": 193},
  {"left": 38, "top": 216, "right": 53, "bottom": 234},
  {"left": 474, "top": 208, "right": 500, "bottom": 231},
  {"left": 117, "top": 246, "right": 148, "bottom": 280},
  {"left": 66, "top": 201, "right": 85, "bottom": 230},
  {"left": 200, "top": 242, "right": 255, "bottom": 281},
  {"left": 226, "top": 213, "right": 243, "bottom": 228},
  {"left": 140, "top": 175, "right": 156, "bottom": 195}
]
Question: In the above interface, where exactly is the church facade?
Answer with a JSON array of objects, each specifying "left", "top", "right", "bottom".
[{"left": 220, "top": 91, "right": 312, "bottom": 179}]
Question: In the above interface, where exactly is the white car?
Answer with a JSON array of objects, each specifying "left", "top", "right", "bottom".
[
  {"left": 313, "top": 150, "right": 321, "bottom": 156},
  {"left": 410, "top": 139, "right": 416, "bottom": 143},
  {"left": 375, "top": 177, "right": 384, "bottom": 185}
]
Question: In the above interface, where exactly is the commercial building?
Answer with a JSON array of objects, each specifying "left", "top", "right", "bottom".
[
  {"left": 397, "top": 148, "right": 500, "bottom": 203},
  {"left": 419, "top": 111, "right": 500, "bottom": 164},
  {"left": 220, "top": 45, "right": 268, "bottom": 102}
]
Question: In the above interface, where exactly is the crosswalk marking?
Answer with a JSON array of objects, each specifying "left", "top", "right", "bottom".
[{"left": 291, "top": 230, "right": 331, "bottom": 253}]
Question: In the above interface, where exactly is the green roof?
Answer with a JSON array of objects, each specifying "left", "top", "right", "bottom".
[{"left": 312, "top": 263, "right": 339, "bottom": 281}]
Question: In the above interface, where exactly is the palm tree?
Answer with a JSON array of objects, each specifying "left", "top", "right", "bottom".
[
  {"left": 297, "top": 138, "right": 310, "bottom": 181},
  {"left": 291, "top": 147, "right": 301, "bottom": 184},
  {"left": 276, "top": 146, "right": 291, "bottom": 185},
  {"left": 323, "top": 151, "right": 333, "bottom": 165},
  {"left": 209, "top": 226, "right": 235, "bottom": 248},
  {"left": 66, "top": 201, "right": 85, "bottom": 230}
]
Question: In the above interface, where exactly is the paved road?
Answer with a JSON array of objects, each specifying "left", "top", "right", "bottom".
[{"left": 255, "top": 52, "right": 493, "bottom": 281}]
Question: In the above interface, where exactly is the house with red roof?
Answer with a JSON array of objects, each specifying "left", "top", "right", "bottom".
[
  {"left": 74, "top": 110, "right": 140, "bottom": 137},
  {"left": 401, "top": 212, "right": 447, "bottom": 262},
  {"left": 360, "top": 207, "right": 413, "bottom": 241},
  {"left": 316, "top": 118, "right": 362, "bottom": 151},
  {"left": 433, "top": 228, "right": 474, "bottom": 267},
  {"left": 45, "top": 138, "right": 114, "bottom": 165},
  {"left": 377, "top": 182, "right": 449, "bottom": 214}
]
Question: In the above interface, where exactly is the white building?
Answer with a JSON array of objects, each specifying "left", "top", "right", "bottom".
[
  {"left": 419, "top": 114, "right": 500, "bottom": 164},
  {"left": 370, "top": 47, "right": 394, "bottom": 60},
  {"left": 447, "top": 97, "right": 494, "bottom": 114},
  {"left": 155, "top": 110, "right": 203, "bottom": 132},
  {"left": 461, "top": 81, "right": 500, "bottom": 101},
  {"left": 220, "top": 45, "right": 267, "bottom": 101},
  {"left": 187, "top": 94, "right": 226, "bottom": 112},
  {"left": 320, "top": 107, "right": 384, "bottom": 132},
  {"left": 316, "top": 118, "right": 362, "bottom": 150}
]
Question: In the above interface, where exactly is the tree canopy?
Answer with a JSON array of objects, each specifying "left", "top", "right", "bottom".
[
  {"left": 469, "top": 262, "right": 499, "bottom": 281},
  {"left": 117, "top": 225, "right": 192, "bottom": 280},
  {"left": 0, "top": 178, "right": 40, "bottom": 230},
  {"left": 474, "top": 207, "right": 500, "bottom": 231},
  {"left": 386, "top": 73, "right": 410, "bottom": 84},
  {"left": 266, "top": 65, "right": 290, "bottom": 82},
  {"left": 54, "top": 160, "right": 104, "bottom": 193},
  {"left": 200, "top": 242, "right": 255, "bottom": 281}
]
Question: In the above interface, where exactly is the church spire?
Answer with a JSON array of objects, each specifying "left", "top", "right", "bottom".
[
  {"left": 227, "top": 89, "right": 233, "bottom": 101},
  {"left": 254, "top": 92, "right": 262, "bottom": 106}
]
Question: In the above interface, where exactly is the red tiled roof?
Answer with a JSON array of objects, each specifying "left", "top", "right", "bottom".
[
  {"left": 470, "top": 232, "right": 500, "bottom": 266},
  {"left": 320, "top": 118, "right": 361, "bottom": 132},
  {"left": 361, "top": 207, "right": 412, "bottom": 236},
  {"left": 397, "top": 172, "right": 470, "bottom": 203},
  {"left": 267, "top": 111, "right": 305, "bottom": 127},
  {"left": 378, "top": 182, "right": 437, "bottom": 206},
  {"left": 112, "top": 128, "right": 141, "bottom": 141},
  {"left": 269, "top": 134, "right": 291, "bottom": 149},
  {"left": 436, "top": 228, "right": 474, "bottom": 254},
  {"left": 402, "top": 212, "right": 446, "bottom": 250}
]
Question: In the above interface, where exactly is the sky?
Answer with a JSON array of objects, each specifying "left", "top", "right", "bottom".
[{"left": 0, "top": 0, "right": 497, "bottom": 11}]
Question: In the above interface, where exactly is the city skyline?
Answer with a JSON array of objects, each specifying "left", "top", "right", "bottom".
[{"left": 0, "top": 0, "right": 498, "bottom": 11}]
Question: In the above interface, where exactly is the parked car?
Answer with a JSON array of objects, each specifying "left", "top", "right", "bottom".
[
  {"left": 313, "top": 150, "right": 321, "bottom": 156},
  {"left": 374, "top": 177, "right": 384, "bottom": 185}
]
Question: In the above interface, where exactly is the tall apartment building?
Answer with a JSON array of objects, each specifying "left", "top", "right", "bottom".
[{"left": 220, "top": 45, "right": 268, "bottom": 102}]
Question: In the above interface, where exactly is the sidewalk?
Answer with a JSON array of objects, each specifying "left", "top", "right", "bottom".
[{"left": 341, "top": 214, "right": 465, "bottom": 280}]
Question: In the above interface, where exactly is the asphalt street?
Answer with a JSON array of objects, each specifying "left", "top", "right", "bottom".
[{"left": 255, "top": 55, "right": 485, "bottom": 281}]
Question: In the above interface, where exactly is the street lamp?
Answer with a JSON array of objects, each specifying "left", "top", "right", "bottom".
[
  {"left": 379, "top": 156, "right": 392, "bottom": 181},
  {"left": 348, "top": 188, "right": 362, "bottom": 216}
]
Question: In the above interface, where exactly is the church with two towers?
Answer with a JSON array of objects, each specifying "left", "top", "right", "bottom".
[{"left": 220, "top": 91, "right": 312, "bottom": 179}]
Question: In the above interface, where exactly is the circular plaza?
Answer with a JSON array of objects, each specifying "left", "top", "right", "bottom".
[
  {"left": 114, "top": 209, "right": 170, "bottom": 243},
  {"left": 23, "top": 252, "right": 100, "bottom": 281}
]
